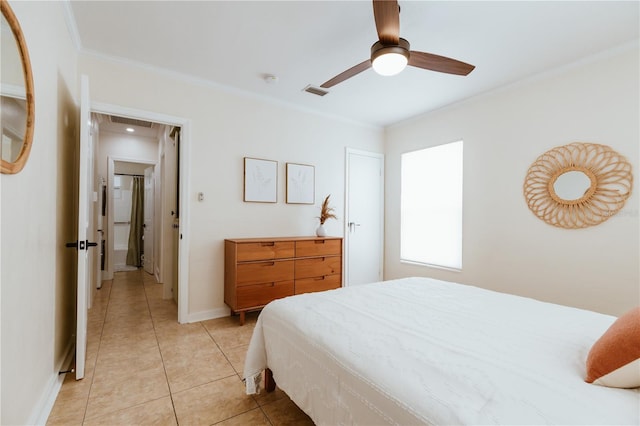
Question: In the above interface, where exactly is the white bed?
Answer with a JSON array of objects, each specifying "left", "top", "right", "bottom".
[{"left": 243, "top": 277, "right": 640, "bottom": 425}]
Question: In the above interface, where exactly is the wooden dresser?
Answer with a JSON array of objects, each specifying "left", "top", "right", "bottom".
[{"left": 224, "top": 236, "right": 342, "bottom": 324}]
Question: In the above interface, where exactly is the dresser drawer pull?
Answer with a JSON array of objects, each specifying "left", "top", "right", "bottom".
[
  {"left": 261, "top": 242, "right": 275, "bottom": 246},
  {"left": 262, "top": 262, "right": 275, "bottom": 266},
  {"left": 314, "top": 240, "right": 325, "bottom": 244},
  {"left": 314, "top": 276, "right": 326, "bottom": 281}
]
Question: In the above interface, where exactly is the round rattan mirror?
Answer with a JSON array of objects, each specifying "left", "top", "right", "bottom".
[
  {"left": 1, "top": 0, "right": 35, "bottom": 174},
  {"left": 523, "top": 142, "right": 632, "bottom": 229}
]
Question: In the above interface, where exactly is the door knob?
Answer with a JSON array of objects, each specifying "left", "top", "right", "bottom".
[
  {"left": 65, "top": 240, "right": 98, "bottom": 250},
  {"left": 348, "top": 222, "right": 361, "bottom": 232}
]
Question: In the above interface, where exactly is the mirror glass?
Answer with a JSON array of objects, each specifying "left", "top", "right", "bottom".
[
  {"left": 553, "top": 170, "right": 592, "bottom": 201},
  {"left": 1, "top": 12, "right": 27, "bottom": 163}
]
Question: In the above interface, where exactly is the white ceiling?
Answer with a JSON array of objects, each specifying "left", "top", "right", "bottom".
[{"left": 67, "top": 1, "right": 639, "bottom": 128}]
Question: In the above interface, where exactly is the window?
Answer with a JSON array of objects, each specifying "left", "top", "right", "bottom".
[{"left": 401, "top": 141, "right": 463, "bottom": 270}]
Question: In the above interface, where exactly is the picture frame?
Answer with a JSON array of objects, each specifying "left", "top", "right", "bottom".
[
  {"left": 286, "top": 162, "right": 315, "bottom": 204},
  {"left": 244, "top": 157, "right": 277, "bottom": 203}
]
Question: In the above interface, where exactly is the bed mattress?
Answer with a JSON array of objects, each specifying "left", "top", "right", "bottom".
[{"left": 244, "top": 277, "right": 639, "bottom": 425}]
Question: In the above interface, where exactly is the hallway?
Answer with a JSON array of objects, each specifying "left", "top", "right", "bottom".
[{"left": 46, "top": 270, "right": 312, "bottom": 425}]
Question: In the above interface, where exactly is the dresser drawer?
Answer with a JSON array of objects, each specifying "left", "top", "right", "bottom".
[
  {"left": 295, "top": 274, "right": 341, "bottom": 295},
  {"left": 296, "top": 239, "right": 341, "bottom": 257},
  {"left": 237, "top": 280, "right": 294, "bottom": 309},
  {"left": 295, "top": 256, "right": 341, "bottom": 279},
  {"left": 236, "top": 241, "right": 295, "bottom": 262},
  {"left": 237, "top": 260, "right": 294, "bottom": 286}
]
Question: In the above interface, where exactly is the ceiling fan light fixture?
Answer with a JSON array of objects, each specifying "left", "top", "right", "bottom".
[
  {"left": 371, "top": 39, "right": 410, "bottom": 76},
  {"left": 372, "top": 52, "right": 407, "bottom": 76}
]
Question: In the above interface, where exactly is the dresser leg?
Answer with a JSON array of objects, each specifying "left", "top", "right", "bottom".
[{"left": 239, "top": 311, "right": 245, "bottom": 326}]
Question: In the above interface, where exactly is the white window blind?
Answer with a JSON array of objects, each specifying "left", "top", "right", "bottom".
[{"left": 401, "top": 141, "right": 463, "bottom": 270}]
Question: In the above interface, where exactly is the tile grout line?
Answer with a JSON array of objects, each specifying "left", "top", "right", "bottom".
[
  {"left": 81, "top": 279, "right": 113, "bottom": 425},
  {"left": 201, "top": 321, "right": 276, "bottom": 426},
  {"left": 200, "top": 323, "right": 254, "bottom": 387},
  {"left": 141, "top": 271, "right": 181, "bottom": 426}
]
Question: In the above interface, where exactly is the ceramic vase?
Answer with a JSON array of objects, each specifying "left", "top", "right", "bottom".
[{"left": 316, "top": 223, "right": 327, "bottom": 237}]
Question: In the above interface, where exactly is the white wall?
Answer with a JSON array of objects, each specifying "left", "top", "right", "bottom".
[
  {"left": 79, "top": 55, "right": 384, "bottom": 320},
  {"left": 0, "top": 1, "right": 78, "bottom": 424},
  {"left": 385, "top": 45, "right": 639, "bottom": 316}
]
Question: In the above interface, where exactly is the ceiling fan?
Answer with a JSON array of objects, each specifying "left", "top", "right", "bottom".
[{"left": 320, "top": 0, "right": 475, "bottom": 89}]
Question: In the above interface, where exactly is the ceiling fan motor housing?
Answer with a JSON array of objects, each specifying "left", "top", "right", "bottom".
[
  {"left": 371, "top": 37, "right": 410, "bottom": 62},
  {"left": 319, "top": 0, "right": 474, "bottom": 88}
]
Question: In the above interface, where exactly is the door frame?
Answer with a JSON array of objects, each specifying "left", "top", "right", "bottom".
[
  {"left": 143, "top": 166, "right": 155, "bottom": 275},
  {"left": 106, "top": 157, "right": 156, "bottom": 277},
  {"left": 344, "top": 148, "right": 385, "bottom": 286},
  {"left": 93, "top": 101, "right": 191, "bottom": 324}
]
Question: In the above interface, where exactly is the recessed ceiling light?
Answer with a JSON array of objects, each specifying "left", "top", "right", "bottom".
[{"left": 126, "top": 127, "right": 135, "bottom": 132}]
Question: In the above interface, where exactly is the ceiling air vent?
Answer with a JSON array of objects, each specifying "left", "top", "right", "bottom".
[
  {"left": 110, "top": 115, "right": 153, "bottom": 128},
  {"left": 303, "top": 85, "right": 329, "bottom": 97}
]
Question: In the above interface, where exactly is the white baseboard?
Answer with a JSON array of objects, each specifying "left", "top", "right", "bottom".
[
  {"left": 187, "top": 306, "right": 230, "bottom": 323},
  {"left": 29, "top": 339, "right": 75, "bottom": 425}
]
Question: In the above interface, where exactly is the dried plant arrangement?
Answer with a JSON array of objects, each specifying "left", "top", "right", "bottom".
[{"left": 318, "top": 194, "right": 338, "bottom": 225}]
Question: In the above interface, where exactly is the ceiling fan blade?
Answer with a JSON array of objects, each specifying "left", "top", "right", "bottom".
[
  {"left": 320, "top": 60, "right": 372, "bottom": 88},
  {"left": 373, "top": 0, "right": 400, "bottom": 45},
  {"left": 409, "top": 51, "right": 475, "bottom": 76}
]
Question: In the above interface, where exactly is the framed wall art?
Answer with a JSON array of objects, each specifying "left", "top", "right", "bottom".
[
  {"left": 286, "top": 162, "right": 315, "bottom": 204},
  {"left": 244, "top": 157, "right": 277, "bottom": 203}
]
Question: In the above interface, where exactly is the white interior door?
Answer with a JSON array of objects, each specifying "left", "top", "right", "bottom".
[
  {"left": 143, "top": 166, "right": 154, "bottom": 274},
  {"left": 75, "top": 75, "right": 94, "bottom": 380},
  {"left": 345, "top": 149, "right": 384, "bottom": 286}
]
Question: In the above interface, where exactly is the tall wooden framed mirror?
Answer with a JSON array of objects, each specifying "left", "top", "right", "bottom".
[{"left": 1, "top": 0, "right": 35, "bottom": 174}]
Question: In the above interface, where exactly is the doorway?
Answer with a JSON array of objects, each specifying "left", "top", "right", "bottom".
[
  {"left": 344, "top": 148, "right": 384, "bottom": 286},
  {"left": 111, "top": 163, "right": 154, "bottom": 273},
  {"left": 89, "top": 103, "right": 190, "bottom": 324}
]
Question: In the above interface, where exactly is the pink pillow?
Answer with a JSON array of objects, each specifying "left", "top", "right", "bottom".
[{"left": 585, "top": 307, "right": 640, "bottom": 388}]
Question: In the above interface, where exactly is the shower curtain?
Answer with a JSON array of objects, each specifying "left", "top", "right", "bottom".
[{"left": 126, "top": 176, "right": 144, "bottom": 267}]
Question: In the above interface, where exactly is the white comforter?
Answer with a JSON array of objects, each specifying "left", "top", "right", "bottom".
[{"left": 244, "top": 277, "right": 640, "bottom": 425}]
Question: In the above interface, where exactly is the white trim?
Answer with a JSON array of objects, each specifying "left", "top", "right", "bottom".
[
  {"left": 400, "top": 259, "right": 462, "bottom": 273},
  {"left": 61, "top": 0, "right": 83, "bottom": 51},
  {"left": 92, "top": 102, "right": 191, "bottom": 324},
  {"left": 177, "top": 122, "right": 191, "bottom": 324},
  {"left": 0, "top": 83, "right": 26, "bottom": 99},
  {"left": 92, "top": 102, "right": 186, "bottom": 127},
  {"left": 187, "top": 307, "right": 231, "bottom": 324},
  {"left": 344, "top": 148, "right": 385, "bottom": 286},
  {"left": 389, "top": 40, "right": 640, "bottom": 129},
  {"left": 29, "top": 338, "right": 75, "bottom": 426},
  {"left": 81, "top": 50, "right": 379, "bottom": 131}
]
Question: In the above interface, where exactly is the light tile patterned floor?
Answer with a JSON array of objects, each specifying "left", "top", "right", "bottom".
[{"left": 46, "top": 269, "right": 313, "bottom": 425}]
